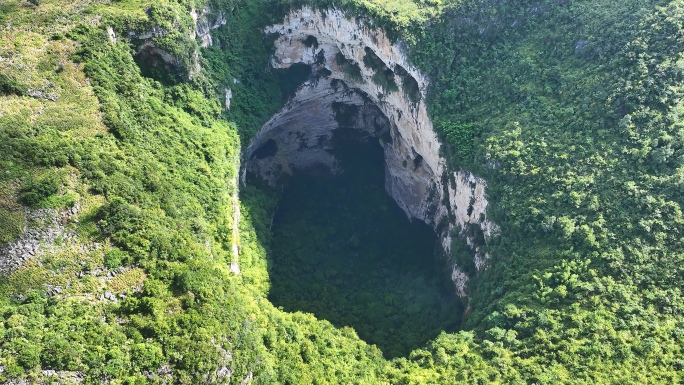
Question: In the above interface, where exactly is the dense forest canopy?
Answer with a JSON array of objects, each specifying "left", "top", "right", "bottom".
[{"left": 0, "top": 0, "right": 683, "bottom": 383}]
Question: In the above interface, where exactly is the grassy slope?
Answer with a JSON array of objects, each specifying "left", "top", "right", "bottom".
[{"left": 0, "top": 0, "right": 682, "bottom": 383}]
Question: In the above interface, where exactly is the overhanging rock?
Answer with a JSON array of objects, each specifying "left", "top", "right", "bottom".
[{"left": 245, "top": 7, "right": 499, "bottom": 296}]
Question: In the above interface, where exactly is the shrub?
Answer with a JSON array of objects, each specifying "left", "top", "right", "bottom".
[
  {"left": 0, "top": 73, "right": 26, "bottom": 96},
  {"left": 104, "top": 247, "right": 130, "bottom": 269},
  {"left": 19, "top": 171, "right": 63, "bottom": 207},
  {"left": 0, "top": 207, "right": 24, "bottom": 243}
]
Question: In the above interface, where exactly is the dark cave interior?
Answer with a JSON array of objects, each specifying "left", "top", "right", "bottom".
[{"left": 258, "top": 126, "right": 463, "bottom": 358}]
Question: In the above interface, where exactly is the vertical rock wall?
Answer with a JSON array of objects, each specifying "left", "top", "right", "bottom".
[{"left": 245, "top": 7, "right": 499, "bottom": 296}]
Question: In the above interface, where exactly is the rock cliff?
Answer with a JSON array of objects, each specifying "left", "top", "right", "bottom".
[{"left": 245, "top": 7, "right": 499, "bottom": 295}]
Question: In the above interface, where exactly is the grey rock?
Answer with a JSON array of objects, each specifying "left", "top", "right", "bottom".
[
  {"left": 249, "top": 8, "right": 500, "bottom": 298},
  {"left": 575, "top": 40, "right": 589, "bottom": 52},
  {"left": 216, "top": 366, "right": 232, "bottom": 379}
]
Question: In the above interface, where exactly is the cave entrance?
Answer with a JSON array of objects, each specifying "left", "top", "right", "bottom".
[{"left": 258, "top": 126, "right": 463, "bottom": 359}]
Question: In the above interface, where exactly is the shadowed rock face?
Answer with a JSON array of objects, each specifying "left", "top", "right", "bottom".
[
  {"left": 127, "top": 6, "right": 226, "bottom": 82},
  {"left": 244, "top": 7, "right": 499, "bottom": 296}
]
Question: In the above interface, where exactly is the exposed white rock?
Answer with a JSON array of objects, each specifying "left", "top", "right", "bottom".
[
  {"left": 0, "top": 202, "right": 82, "bottom": 277},
  {"left": 131, "top": 28, "right": 202, "bottom": 79},
  {"left": 230, "top": 174, "right": 241, "bottom": 275},
  {"left": 145, "top": 364, "right": 172, "bottom": 384},
  {"left": 128, "top": 25, "right": 167, "bottom": 40},
  {"left": 107, "top": 26, "right": 117, "bottom": 44},
  {"left": 239, "top": 372, "right": 253, "bottom": 385},
  {"left": 40, "top": 370, "right": 85, "bottom": 384},
  {"left": 192, "top": 6, "right": 227, "bottom": 48},
  {"left": 190, "top": 8, "right": 198, "bottom": 24},
  {"left": 225, "top": 88, "right": 232, "bottom": 110},
  {"left": 244, "top": 8, "right": 500, "bottom": 296},
  {"left": 137, "top": 41, "right": 178, "bottom": 65},
  {"left": 247, "top": 80, "right": 387, "bottom": 181},
  {"left": 451, "top": 266, "right": 469, "bottom": 298}
]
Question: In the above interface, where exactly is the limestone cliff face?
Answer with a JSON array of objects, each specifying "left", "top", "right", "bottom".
[
  {"left": 245, "top": 7, "right": 499, "bottom": 295},
  {"left": 124, "top": 6, "right": 226, "bottom": 79},
  {"left": 190, "top": 6, "right": 227, "bottom": 48}
]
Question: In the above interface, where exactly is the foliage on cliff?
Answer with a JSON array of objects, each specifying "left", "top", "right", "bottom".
[
  {"left": 410, "top": 0, "right": 684, "bottom": 382},
  {"left": 267, "top": 131, "right": 463, "bottom": 360},
  {"left": 0, "top": 0, "right": 683, "bottom": 383}
]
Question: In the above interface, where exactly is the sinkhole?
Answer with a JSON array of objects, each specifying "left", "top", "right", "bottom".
[
  {"left": 240, "top": 15, "right": 486, "bottom": 357},
  {"left": 246, "top": 123, "right": 463, "bottom": 358}
]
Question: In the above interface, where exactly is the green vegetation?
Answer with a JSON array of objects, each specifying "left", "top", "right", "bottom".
[
  {"left": 407, "top": 0, "right": 684, "bottom": 381},
  {"left": 0, "top": 73, "right": 27, "bottom": 96},
  {"left": 0, "top": 0, "right": 683, "bottom": 383},
  {"left": 0, "top": 208, "right": 24, "bottom": 244},
  {"left": 268, "top": 129, "right": 462, "bottom": 359},
  {"left": 0, "top": 183, "right": 25, "bottom": 243},
  {"left": 335, "top": 52, "right": 364, "bottom": 81},
  {"left": 19, "top": 169, "right": 77, "bottom": 208},
  {"left": 364, "top": 47, "right": 399, "bottom": 92},
  {"left": 394, "top": 64, "right": 421, "bottom": 103}
]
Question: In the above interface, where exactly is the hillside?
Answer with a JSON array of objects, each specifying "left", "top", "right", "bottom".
[{"left": 1, "top": 0, "right": 683, "bottom": 383}]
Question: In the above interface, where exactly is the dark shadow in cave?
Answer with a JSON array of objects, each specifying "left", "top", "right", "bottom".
[
  {"left": 265, "top": 127, "right": 463, "bottom": 359},
  {"left": 251, "top": 138, "right": 278, "bottom": 160}
]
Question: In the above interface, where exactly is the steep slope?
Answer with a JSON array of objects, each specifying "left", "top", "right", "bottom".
[
  {"left": 0, "top": 0, "right": 683, "bottom": 384},
  {"left": 245, "top": 7, "right": 497, "bottom": 296}
]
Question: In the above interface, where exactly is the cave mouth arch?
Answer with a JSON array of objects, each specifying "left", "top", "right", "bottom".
[
  {"left": 251, "top": 5, "right": 500, "bottom": 300},
  {"left": 238, "top": 7, "right": 499, "bottom": 357},
  {"left": 247, "top": 122, "right": 464, "bottom": 359},
  {"left": 242, "top": 58, "right": 465, "bottom": 356}
]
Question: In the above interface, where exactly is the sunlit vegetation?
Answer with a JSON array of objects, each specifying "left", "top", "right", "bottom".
[{"left": 0, "top": 0, "right": 683, "bottom": 383}]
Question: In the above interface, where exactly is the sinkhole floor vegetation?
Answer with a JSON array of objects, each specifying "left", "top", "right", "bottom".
[{"left": 267, "top": 129, "right": 463, "bottom": 359}]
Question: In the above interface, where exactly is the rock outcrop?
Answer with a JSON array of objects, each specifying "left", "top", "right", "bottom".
[
  {"left": 126, "top": 5, "right": 226, "bottom": 80},
  {"left": 244, "top": 7, "right": 499, "bottom": 295},
  {"left": 190, "top": 6, "right": 227, "bottom": 48},
  {"left": 0, "top": 203, "right": 84, "bottom": 277}
]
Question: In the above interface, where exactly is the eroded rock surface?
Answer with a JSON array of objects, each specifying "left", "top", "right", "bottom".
[
  {"left": 245, "top": 8, "right": 500, "bottom": 295},
  {"left": 191, "top": 6, "right": 227, "bottom": 48},
  {"left": 125, "top": 5, "right": 226, "bottom": 80},
  {"left": 0, "top": 203, "right": 81, "bottom": 277}
]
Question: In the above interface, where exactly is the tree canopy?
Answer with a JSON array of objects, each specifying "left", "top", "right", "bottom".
[{"left": 0, "top": 0, "right": 683, "bottom": 383}]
